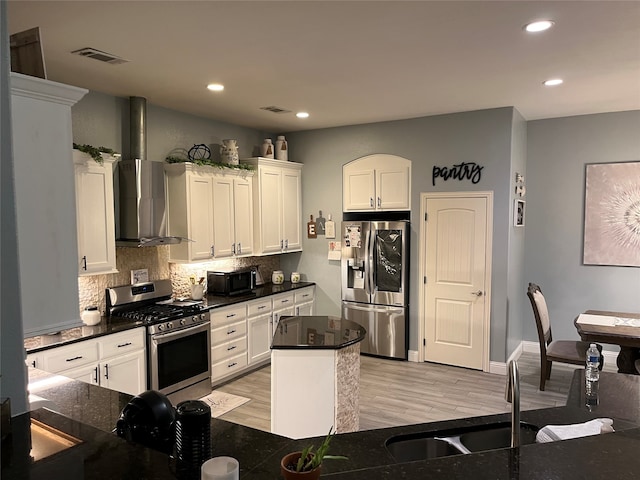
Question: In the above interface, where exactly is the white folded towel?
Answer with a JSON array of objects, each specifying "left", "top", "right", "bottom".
[{"left": 535, "top": 418, "right": 614, "bottom": 443}]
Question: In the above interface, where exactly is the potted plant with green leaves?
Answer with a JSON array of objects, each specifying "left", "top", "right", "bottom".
[{"left": 280, "top": 427, "right": 347, "bottom": 479}]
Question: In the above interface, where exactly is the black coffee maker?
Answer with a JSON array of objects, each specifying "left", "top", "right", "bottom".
[
  {"left": 175, "top": 400, "right": 212, "bottom": 479},
  {"left": 115, "top": 390, "right": 176, "bottom": 455}
]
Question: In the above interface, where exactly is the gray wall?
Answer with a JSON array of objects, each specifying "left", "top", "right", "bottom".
[
  {"left": 282, "top": 107, "right": 517, "bottom": 362},
  {"left": 1, "top": 0, "right": 29, "bottom": 415},
  {"left": 524, "top": 111, "right": 640, "bottom": 345},
  {"left": 72, "top": 91, "right": 272, "bottom": 161},
  {"left": 506, "top": 110, "right": 527, "bottom": 357}
]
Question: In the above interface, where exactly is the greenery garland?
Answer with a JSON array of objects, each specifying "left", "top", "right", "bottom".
[
  {"left": 165, "top": 155, "right": 254, "bottom": 171},
  {"left": 73, "top": 143, "right": 120, "bottom": 165}
]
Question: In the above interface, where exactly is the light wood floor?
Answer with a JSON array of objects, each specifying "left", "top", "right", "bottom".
[{"left": 216, "top": 351, "right": 616, "bottom": 433}]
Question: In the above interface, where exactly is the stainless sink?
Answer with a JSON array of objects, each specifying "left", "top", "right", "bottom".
[
  {"left": 386, "top": 437, "right": 465, "bottom": 462},
  {"left": 385, "top": 422, "right": 540, "bottom": 462},
  {"left": 458, "top": 422, "right": 539, "bottom": 452}
]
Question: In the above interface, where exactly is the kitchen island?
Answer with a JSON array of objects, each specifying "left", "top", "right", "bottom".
[
  {"left": 4, "top": 369, "right": 640, "bottom": 479},
  {"left": 270, "top": 316, "right": 365, "bottom": 439}
]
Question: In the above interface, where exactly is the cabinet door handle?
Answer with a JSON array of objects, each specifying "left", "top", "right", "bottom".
[
  {"left": 377, "top": 197, "right": 381, "bottom": 208},
  {"left": 285, "top": 239, "right": 288, "bottom": 249},
  {"left": 210, "top": 245, "right": 215, "bottom": 256},
  {"left": 227, "top": 329, "right": 236, "bottom": 335},
  {"left": 232, "top": 243, "right": 236, "bottom": 255},
  {"left": 296, "top": 307, "right": 300, "bottom": 315},
  {"left": 258, "top": 305, "right": 266, "bottom": 310},
  {"left": 280, "top": 239, "right": 283, "bottom": 249},
  {"left": 227, "top": 345, "right": 237, "bottom": 351},
  {"left": 238, "top": 243, "right": 241, "bottom": 254},
  {"left": 66, "top": 356, "right": 83, "bottom": 362},
  {"left": 282, "top": 299, "right": 289, "bottom": 304},
  {"left": 370, "top": 197, "right": 374, "bottom": 207},
  {"left": 226, "top": 313, "right": 236, "bottom": 318},
  {"left": 94, "top": 366, "right": 99, "bottom": 383},
  {"left": 117, "top": 342, "right": 132, "bottom": 348},
  {"left": 31, "top": 360, "right": 36, "bottom": 368},
  {"left": 228, "top": 362, "right": 237, "bottom": 368},
  {"left": 81, "top": 256, "right": 87, "bottom": 271},
  {"left": 104, "top": 364, "right": 109, "bottom": 379}
]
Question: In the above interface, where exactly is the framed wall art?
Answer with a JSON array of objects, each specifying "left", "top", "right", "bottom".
[
  {"left": 583, "top": 161, "right": 640, "bottom": 267},
  {"left": 514, "top": 199, "right": 525, "bottom": 227}
]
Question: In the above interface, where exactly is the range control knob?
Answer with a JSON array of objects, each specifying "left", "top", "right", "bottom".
[
  {"left": 192, "top": 316, "right": 198, "bottom": 323},
  {"left": 180, "top": 318, "right": 187, "bottom": 326},
  {"left": 166, "top": 322, "right": 173, "bottom": 330},
  {"left": 200, "top": 313, "right": 207, "bottom": 320},
  {"left": 157, "top": 324, "right": 164, "bottom": 332}
]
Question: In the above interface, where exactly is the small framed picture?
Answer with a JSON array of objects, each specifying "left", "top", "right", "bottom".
[{"left": 514, "top": 199, "right": 525, "bottom": 227}]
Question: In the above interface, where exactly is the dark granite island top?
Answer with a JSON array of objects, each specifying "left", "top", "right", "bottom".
[
  {"left": 271, "top": 316, "right": 366, "bottom": 349},
  {"left": 4, "top": 369, "right": 640, "bottom": 479}
]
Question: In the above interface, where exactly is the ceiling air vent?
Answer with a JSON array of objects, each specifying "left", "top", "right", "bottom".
[
  {"left": 71, "top": 48, "right": 128, "bottom": 65},
  {"left": 260, "top": 105, "right": 291, "bottom": 114}
]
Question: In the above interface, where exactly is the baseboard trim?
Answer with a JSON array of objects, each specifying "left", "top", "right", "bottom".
[{"left": 408, "top": 350, "right": 419, "bottom": 362}]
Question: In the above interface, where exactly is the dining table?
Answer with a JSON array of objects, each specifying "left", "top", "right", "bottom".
[{"left": 575, "top": 310, "right": 640, "bottom": 374}]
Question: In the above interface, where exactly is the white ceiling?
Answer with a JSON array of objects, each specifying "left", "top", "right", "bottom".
[{"left": 7, "top": 1, "right": 640, "bottom": 132}]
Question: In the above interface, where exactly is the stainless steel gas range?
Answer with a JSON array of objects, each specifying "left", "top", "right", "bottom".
[{"left": 106, "top": 279, "right": 211, "bottom": 404}]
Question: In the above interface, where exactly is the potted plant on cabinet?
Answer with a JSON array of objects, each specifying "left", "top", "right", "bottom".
[{"left": 280, "top": 427, "right": 347, "bottom": 479}]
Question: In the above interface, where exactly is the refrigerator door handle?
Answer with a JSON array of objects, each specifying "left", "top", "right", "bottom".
[
  {"left": 344, "top": 302, "right": 404, "bottom": 314},
  {"left": 364, "top": 227, "right": 373, "bottom": 295}
]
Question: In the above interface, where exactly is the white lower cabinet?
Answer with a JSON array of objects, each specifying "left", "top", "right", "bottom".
[
  {"left": 205, "top": 286, "right": 316, "bottom": 384},
  {"left": 210, "top": 305, "right": 248, "bottom": 383},
  {"left": 26, "top": 328, "right": 146, "bottom": 396},
  {"left": 294, "top": 286, "right": 316, "bottom": 316}
]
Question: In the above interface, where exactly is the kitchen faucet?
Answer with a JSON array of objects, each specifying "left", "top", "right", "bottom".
[{"left": 505, "top": 360, "right": 520, "bottom": 448}]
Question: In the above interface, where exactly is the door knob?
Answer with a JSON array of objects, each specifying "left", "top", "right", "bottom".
[{"left": 471, "top": 290, "right": 484, "bottom": 297}]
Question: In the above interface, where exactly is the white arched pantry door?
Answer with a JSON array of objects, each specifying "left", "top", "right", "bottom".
[{"left": 420, "top": 192, "right": 493, "bottom": 371}]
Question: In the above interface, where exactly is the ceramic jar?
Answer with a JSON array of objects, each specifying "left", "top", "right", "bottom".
[
  {"left": 290, "top": 272, "right": 301, "bottom": 284},
  {"left": 261, "top": 139, "right": 274, "bottom": 159},
  {"left": 81, "top": 306, "right": 101, "bottom": 326},
  {"left": 220, "top": 139, "right": 239, "bottom": 165},
  {"left": 272, "top": 270, "right": 284, "bottom": 285},
  {"left": 275, "top": 135, "right": 288, "bottom": 161}
]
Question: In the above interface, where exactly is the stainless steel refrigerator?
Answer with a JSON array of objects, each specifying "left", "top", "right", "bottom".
[{"left": 341, "top": 220, "right": 409, "bottom": 360}]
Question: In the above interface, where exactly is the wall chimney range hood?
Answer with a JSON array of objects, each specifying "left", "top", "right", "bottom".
[{"left": 116, "top": 96, "right": 187, "bottom": 247}]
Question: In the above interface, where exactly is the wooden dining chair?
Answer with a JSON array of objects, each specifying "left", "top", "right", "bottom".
[{"left": 527, "top": 282, "right": 603, "bottom": 391}]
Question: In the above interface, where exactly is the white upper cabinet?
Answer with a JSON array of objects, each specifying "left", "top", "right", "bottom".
[
  {"left": 241, "top": 158, "right": 303, "bottom": 255},
  {"left": 343, "top": 154, "right": 411, "bottom": 212},
  {"left": 74, "top": 150, "right": 118, "bottom": 276},
  {"left": 10, "top": 73, "right": 88, "bottom": 337},
  {"left": 165, "top": 163, "right": 254, "bottom": 262}
]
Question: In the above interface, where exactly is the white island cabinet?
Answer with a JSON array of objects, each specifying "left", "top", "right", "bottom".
[
  {"left": 10, "top": 73, "right": 88, "bottom": 337},
  {"left": 271, "top": 316, "right": 365, "bottom": 439}
]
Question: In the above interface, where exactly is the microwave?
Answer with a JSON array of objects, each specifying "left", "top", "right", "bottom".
[{"left": 207, "top": 267, "right": 256, "bottom": 296}]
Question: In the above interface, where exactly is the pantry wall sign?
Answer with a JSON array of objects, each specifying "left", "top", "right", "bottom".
[{"left": 432, "top": 162, "right": 484, "bottom": 186}]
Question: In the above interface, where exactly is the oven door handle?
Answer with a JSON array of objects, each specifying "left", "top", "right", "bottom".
[{"left": 151, "top": 322, "right": 210, "bottom": 345}]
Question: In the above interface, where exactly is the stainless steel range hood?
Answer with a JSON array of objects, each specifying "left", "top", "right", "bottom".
[{"left": 116, "top": 97, "right": 186, "bottom": 247}]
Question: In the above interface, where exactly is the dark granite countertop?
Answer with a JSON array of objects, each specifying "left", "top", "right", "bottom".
[
  {"left": 24, "top": 282, "right": 315, "bottom": 354},
  {"left": 7, "top": 368, "right": 639, "bottom": 479},
  {"left": 271, "top": 316, "right": 365, "bottom": 349}
]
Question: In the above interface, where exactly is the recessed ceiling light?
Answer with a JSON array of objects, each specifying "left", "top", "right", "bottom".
[
  {"left": 524, "top": 20, "right": 554, "bottom": 33},
  {"left": 543, "top": 78, "right": 563, "bottom": 86},
  {"left": 296, "top": 112, "right": 309, "bottom": 119},
  {"left": 207, "top": 83, "right": 224, "bottom": 92}
]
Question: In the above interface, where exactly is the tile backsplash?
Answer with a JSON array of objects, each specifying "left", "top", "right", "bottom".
[{"left": 78, "top": 246, "right": 279, "bottom": 315}]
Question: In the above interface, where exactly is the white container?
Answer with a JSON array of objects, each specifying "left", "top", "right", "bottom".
[
  {"left": 290, "top": 272, "right": 301, "bottom": 284},
  {"left": 272, "top": 270, "right": 284, "bottom": 285},
  {"left": 201, "top": 456, "right": 239, "bottom": 480},
  {"left": 220, "top": 139, "right": 239, "bottom": 165},
  {"left": 275, "top": 135, "right": 288, "bottom": 161},
  {"left": 261, "top": 139, "right": 274, "bottom": 159},
  {"left": 191, "top": 284, "right": 204, "bottom": 300},
  {"left": 81, "top": 306, "right": 101, "bottom": 326}
]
